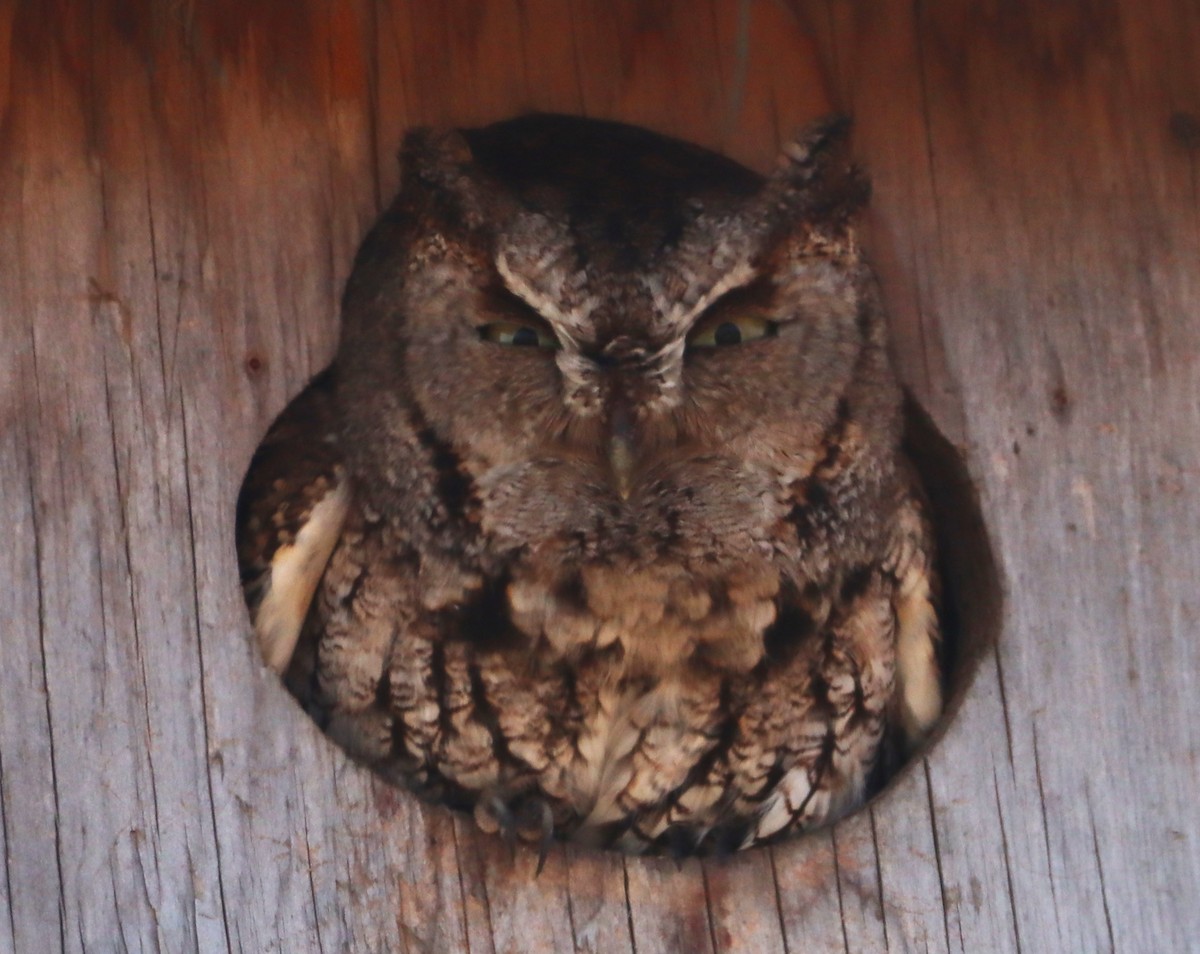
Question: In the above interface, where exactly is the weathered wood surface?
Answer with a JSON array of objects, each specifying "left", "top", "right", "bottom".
[{"left": 3, "top": 1, "right": 1197, "bottom": 951}]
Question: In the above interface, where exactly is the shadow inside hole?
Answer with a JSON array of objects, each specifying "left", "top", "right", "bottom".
[{"left": 901, "top": 392, "right": 1004, "bottom": 744}]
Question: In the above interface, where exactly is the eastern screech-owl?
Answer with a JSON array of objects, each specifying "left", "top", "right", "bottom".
[{"left": 237, "top": 114, "right": 943, "bottom": 859}]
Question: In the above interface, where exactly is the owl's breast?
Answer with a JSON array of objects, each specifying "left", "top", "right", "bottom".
[
  {"left": 308, "top": 516, "right": 901, "bottom": 854},
  {"left": 506, "top": 555, "right": 781, "bottom": 675},
  {"left": 458, "top": 561, "right": 896, "bottom": 853}
]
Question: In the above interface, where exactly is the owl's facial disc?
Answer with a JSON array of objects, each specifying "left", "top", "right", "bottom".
[
  {"left": 485, "top": 236, "right": 813, "bottom": 506},
  {"left": 381, "top": 131, "right": 871, "bottom": 560}
]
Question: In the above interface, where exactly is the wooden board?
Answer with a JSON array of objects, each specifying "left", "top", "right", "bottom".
[{"left": 2, "top": 1, "right": 1197, "bottom": 950}]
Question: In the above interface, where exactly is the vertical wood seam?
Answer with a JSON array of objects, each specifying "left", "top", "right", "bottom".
[
  {"left": 921, "top": 758, "right": 953, "bottom": 954},
  {"left": 449, "top": 820, "right": 474, "bottom": 954},
  {"left": 992, "top": 767, "right": 1024, "bottom": 954},
  {"left": 299, "top": 796, "right": 328, "bottom": 954},
  {"left": 23, "top": 413, "right": 69, "bottom": 954},
  {"left": 1085, "top": 785, "right": 1117, "bottom": 954},
  {"left": 766, "top": 847, "right": 793, "bottom": 954},
  {"left": 993, "top": 646, "right": 1017, "bottom": 772},
  {"left": 620, "top": 857, "right": 639, "bottom": 954},
  {"left": 1030, "top": 722, "right": 1061, "bottom": 933},
  {"left": 830, "top": 827, "right": 852, "bottom": 954},
  {"left": 699, "top": 860, "right": 721, "bottom": 954},
  {"left": 180, "top": 401, "right": 236, "bottom": 954},
  {"left": 0, "top": 746, "right": 18, "bottom": 951},
  {"left": 868, "top": 806, "right": 892, "bottom": 953}
]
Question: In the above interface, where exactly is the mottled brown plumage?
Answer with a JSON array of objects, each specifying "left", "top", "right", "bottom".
[{"left": 236, "top": 114, "right": 943, "bottom": 857}]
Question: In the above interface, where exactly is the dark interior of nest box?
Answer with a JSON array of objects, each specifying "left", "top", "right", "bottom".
[{"left": 902, "top": 394, "right": 1004, "bottom": 748}]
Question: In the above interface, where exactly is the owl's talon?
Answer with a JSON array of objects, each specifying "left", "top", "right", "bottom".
[
  {"left": 533, "top": 800, "right": 555, "bottom": 876},
  {"left": 665, "top": 825, "right": 702, "bottom": 864},
  {"left": 710, "top": 820, "right": 752, "bottom": 859},
  {"left": 514, "top": 797, "right": 556, "bottom": 875},
  {"left": 476, "top": 793, "right": 519, "bottom": 848},
  {"left": 476, "top": 791, "right": 558, "bottom": 869}
]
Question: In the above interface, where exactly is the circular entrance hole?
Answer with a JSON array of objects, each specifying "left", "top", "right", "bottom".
[{"left": 233, "top": 113, "right": 1008, "bottom": 859}]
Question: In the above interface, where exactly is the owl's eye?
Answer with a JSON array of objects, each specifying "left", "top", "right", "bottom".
[
  {"left": 477, "top": 320, "right": 559, "bottom": 349},
  {"left": 687, "top": 313, "right": 777, "bottom": 348}
]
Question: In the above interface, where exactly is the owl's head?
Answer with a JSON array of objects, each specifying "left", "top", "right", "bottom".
[{"left": 335, "top": 115, "right": 901, "bottom": 637}]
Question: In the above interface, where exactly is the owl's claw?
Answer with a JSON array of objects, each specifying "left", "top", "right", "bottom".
[
  {"left": 709, "top": 819, "right": 752, "bottom": 859},
  {"left": 475, "top": 791, "right": 557, "bottom": 873},
  {"left": 665, "top": 825, "right": 702, "bottom": 865},
  {"left": 504, "top": 811, "right": 524, "bottom": 853},
  {"left": 476, "top": 792, "right": 519, "bottom": 847},
  {"left": 519, "top": 798, "right": 555, "bottom": 876}
]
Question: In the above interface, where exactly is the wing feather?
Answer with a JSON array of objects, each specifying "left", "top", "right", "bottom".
[
  {"left": 887, "top": 494, "right": 943, "bottom": 745},
  {"left": 236, "top": 368, "right": 349, "bottom": 673}
]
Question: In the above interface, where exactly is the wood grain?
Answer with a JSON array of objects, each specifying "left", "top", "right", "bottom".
[{"left": 3, "top": 0, "right": 1197, "bottom": 951}]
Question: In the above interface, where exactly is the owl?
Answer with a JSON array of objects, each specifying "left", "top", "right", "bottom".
[{"left": 236, "top": 114, "right": 943, "bottom": 861}]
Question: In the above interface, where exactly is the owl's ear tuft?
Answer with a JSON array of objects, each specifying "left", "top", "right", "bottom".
[
  {"left": 398, "top": 127, "right": 474, "bottom": 183},
  {"left": 397, "top": 127, "right": 492, "bottom": 228},
  {"left": 776, "top": 115, "right": 852, "bottom": 179},
  {"left": 767, "top": 115, "right": 871, "bottom": 226}
]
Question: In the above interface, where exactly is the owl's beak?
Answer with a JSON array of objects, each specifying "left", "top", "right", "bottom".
[{"left": 607, "top": 404, "right": 637, "bottom": 501}]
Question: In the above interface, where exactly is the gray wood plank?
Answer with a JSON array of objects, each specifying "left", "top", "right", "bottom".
[
  {"left": 771, "top": 834, "right": 850, "bottom": 952},
  {"left": 561, "top": 846, "right": 636, "bottom": 954},
  {"left": 0, "top": 338, "right": 65, "bottom": 954},
  {"left": 701, "top": 847, "right": 790, "bottom": 954},
  {"left": 4, "top": 1, "right": 1199, "bottom": 952},
  {"left": 624, "top": 857, "right": 719, "bottom": 954},
  {"left": 810, "top": 2, "right": 1200, "bottom": 951}
]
